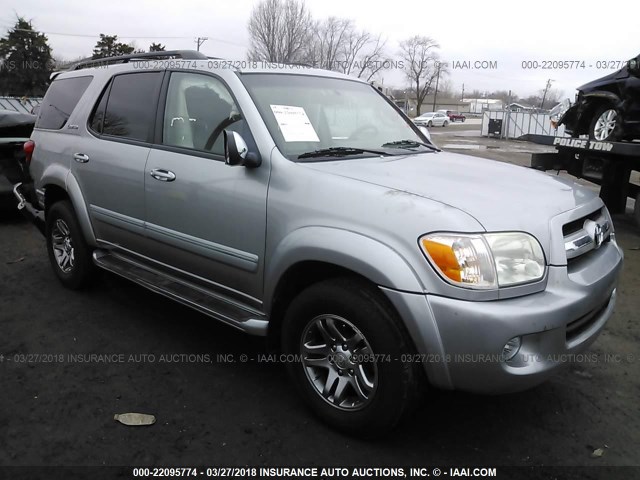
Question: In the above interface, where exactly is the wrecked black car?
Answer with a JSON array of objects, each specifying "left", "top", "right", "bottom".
[
  {"left": 558, "top": 54, "right": 640, "bottom": 141},
  {"left": 0, "top": 110, "right": 36, "bottom": 212}
]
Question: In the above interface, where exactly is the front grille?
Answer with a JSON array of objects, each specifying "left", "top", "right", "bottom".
[
  {"left": 562, "top": 209, "right": 602, "bottom": 237},
  {"left": 566, "top": 298, "right": 610, "bottom": 343},
  {"left": 563, "top": 208, "right": 611, "bottom": 262}
]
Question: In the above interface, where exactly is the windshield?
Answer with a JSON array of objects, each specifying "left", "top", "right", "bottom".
[{"left": 239, "top": 73, "right": 431, "bottom": 160}]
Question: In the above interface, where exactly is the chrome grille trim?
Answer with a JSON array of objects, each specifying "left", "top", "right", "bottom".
[{"left": 563, "top": 209, "right": 611, "bottom": 260}]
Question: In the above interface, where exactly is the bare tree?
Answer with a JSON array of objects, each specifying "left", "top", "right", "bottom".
[
  {"left": 247, "top": 0, "right": 312, "bottom": 63},
  {"left": 354, "top": 34, "right": 388, "bottom": 81},
  {"left": 304, "top": 19, "right": 389, "bottom": 81},
  {"left": 399, "top": 36, "right": 440, "bottom": 116},
  {"left": 305, "top": 17, "right": 353, "bottom": 70}
]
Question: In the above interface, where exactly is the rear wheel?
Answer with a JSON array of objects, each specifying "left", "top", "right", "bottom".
[
  {"left": 282, "top": 277, "right": 420, "bottom": 437},
  {"left": 46, "top": 200, "right": 96, "bottom": 289},
  {"left": 443, "top": 121, "right": 449, "bottom": 127},
  {"left": 427, "top": 121, "right": 433, "bottom": 127},
  {"left": 589, "top": 106, "right": 619, "bottom": 141}
]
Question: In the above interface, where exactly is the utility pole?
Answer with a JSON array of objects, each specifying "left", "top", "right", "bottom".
[
  {"left": 195, "top": 37, "right": 208, "bottom": 52},
  {"left": 432, "top": 61, "right": 442, "bottom": 111},
  {"left": 540, "top": 79, "right": 553, "bottom": 109},
  {"left": 461, "top": 83, "right": 465, "bottom": 101}
]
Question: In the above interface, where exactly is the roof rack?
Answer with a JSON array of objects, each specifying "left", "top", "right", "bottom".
[{"left": 69, "top": 50, "right": 208, "bottom": 71}]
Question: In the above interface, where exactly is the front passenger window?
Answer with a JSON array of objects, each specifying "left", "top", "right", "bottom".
[{"left": 163, "top": 73, "right": 245, "bottom": 155}]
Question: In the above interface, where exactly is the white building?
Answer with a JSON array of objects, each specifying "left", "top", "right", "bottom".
[{"left": 462, "top": 98, "right": 503, "bottom": 113}]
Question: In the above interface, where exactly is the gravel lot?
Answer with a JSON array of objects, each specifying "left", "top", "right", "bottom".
[{"left": 1, "top": 124, "right": 639, "bottom": 477}]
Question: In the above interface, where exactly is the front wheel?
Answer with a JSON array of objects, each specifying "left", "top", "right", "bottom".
[
  {"left": 427, "top": 121, "right": 433, "bottom": 127},
  {"left": 282, "top": 278, "right": 420, "bottom": 437},
  {"left": 46, "top": 200, "right": 96, "bottom": 289},
  {"left": 589, "top": 106, "right": 619, "bottom": 141}
]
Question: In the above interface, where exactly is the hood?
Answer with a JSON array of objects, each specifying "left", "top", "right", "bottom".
[
  {"left": 302, "top": 151, "right": 597, "bottom": 233},
  {"left": 578, "top": 68, "right": 627, "bottom": 92}
]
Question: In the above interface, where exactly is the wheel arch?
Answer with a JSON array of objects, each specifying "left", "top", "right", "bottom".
[
  {"left": 42, "top": 169, "right": 96, "bottom": 246},
  {"left": 578, "top": 92, "right": 621, "bottom": 135},
  {"left": 264, "top": 227, "right": 425, "bottom": 351}
]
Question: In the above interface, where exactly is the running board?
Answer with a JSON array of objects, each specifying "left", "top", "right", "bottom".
[{"left": 92, "top": 250, "right": 268, "bottom": 336}]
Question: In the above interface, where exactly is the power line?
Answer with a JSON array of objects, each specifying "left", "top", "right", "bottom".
[{"left": 0, "top": 25, "right": 247, "bottom": 48}]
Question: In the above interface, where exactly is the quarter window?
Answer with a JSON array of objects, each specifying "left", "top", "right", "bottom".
[
  {"left": 36, "top": 76, "right": 92, "bottom": 130},
  {"left": 162, "top": 72, "right": 245, "bottom": 155}
]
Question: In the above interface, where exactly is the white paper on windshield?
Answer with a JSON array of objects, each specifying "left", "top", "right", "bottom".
[{"left": 270, "top": 105, "right": 320, "bottom": 142}]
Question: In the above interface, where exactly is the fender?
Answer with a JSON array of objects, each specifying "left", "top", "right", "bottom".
[
  {"left": 264, "top": 226, "right": 452, "bottom": 389},
  {"left": 264, "top": 226, "right": 425, "bottom": 314},
  {"left": 40, "top": 163, "right": 97, "bottom": 246},
  {"left": 65, "top": 172, "right": 97, "bottom": 247},
  {"left": 583, "top": 90, "right": 622, "bottom": 107}
]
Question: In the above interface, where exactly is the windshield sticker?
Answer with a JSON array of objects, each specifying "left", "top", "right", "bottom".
[{"left": 270, "top": 105, "right": 320, "bottom": 142}]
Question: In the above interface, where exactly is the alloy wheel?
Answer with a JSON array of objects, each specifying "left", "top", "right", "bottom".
[
  {"left": 51, "top": 219, "right": 75, "bottom": 273},
  {"left": 300, "top": 314, "right": 378, "bottom": 411},
  {"left": 593, "top": 109, "right": 617, "bottom": 141}
]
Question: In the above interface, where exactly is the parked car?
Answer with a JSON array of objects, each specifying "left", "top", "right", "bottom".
[
  {"left": 0, "top": 111, "right": 36, "bottom": 213},
  {"left": 558, "top": 53, "right": 640, "bottom": 141},
  {"left": 413, "top": 111, "right": 449, "bottom": 127},
  {"left": 438, "top": 110, "right": 466, "bottom": 122},
  {"left": 12, "top": 51, "right": 623, "bottom": 436}
]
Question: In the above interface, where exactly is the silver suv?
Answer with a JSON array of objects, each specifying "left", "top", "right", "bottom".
[{"left": 14, "top": 51, "right": 623, "bottom": 436}]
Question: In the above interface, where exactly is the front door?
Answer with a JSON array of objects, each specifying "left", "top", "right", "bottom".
[{"left": 143, "top": 71, "right": 269, "bottom": 303}]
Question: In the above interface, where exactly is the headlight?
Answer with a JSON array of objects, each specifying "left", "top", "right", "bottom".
[
  {"left": 550, "top": 98, "right": 571, "bottom": 124},
  {"left": 419, "top": 232, "right": 545, "bottom": 289}
]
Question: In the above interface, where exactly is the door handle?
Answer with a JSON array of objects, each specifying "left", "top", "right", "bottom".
[
  {"left": 73, "top": 153, "right": 89, "bottom": 163},
  {"left": 150, "top": 168, "right": 176, "bottom": 182}
]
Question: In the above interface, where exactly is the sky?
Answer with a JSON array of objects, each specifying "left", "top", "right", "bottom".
[{"left": 2, "top": 0, "right": 639, "bottom": 100}]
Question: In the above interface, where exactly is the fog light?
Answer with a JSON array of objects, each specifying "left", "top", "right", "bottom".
[{"left": 502, "top": 337, "right": 522, "bottom": 361}]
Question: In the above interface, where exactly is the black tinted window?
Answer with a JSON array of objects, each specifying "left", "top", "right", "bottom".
[
  {"left": 36, "top": 76, "right": 92, "bottom": 130},
  {"left": 89, "top": 84, "right": 109, "bottom": 134},
  {"left": 102, "top": 72, "right": 162, "bottom": 142}
]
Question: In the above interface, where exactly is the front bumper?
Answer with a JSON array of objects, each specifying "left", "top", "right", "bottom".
[{"left": 381, "top": 240, "right": 623, "bottom": 394}]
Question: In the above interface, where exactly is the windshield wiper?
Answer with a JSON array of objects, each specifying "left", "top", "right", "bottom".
[
  {"left": 381, "top": 139, "right": 440, "bottom": 151},
  {"left": 297, "top": 147, "right": 390, "bottom": 160}
]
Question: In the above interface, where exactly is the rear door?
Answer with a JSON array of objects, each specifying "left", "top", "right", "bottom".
[{"left": 72, "top": 71, "right": 163, "bottom": 252}]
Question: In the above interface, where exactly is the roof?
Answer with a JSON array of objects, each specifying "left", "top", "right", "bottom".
[
  {"left": 462, "top": 98, "right": 502, "bottom": 103},
  {"left": 0, "top": 97, "right": 42, "bottom": 114},
  {"left": 55, "top": 50, "right": 361, "bottom": 83}
]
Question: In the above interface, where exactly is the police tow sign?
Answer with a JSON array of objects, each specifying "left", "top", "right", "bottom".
[{"left": 553, "top": 137, "right": 614, "bottom": 152}]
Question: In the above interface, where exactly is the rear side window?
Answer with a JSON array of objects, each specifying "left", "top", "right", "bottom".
[
  {"left": 89, "top": 72, "right": 162, "bottom": 142},
  {"left": 36, "top": 76, "right": 92, "bottom": 130}
]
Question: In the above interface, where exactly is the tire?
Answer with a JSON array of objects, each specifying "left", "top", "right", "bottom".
[
  {"left": 46, "top": 200, "right": 96, "bottom": 290},
  {"left": 589, "top": 105, "right": 619, "bottom": 141},
  {"left": 427, "top": 121, "right": 432, "bottom": 127},
  {"left": 282, "top": 277, "right": 420, "bottom": 437},
  {"left": 443, "top": 121, "right": 448, "bottom": 127},
  {"left": 461, "top": 117, "right": 466, "bottom": 123}
]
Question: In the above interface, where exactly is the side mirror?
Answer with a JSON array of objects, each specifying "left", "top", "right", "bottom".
[{"left": 223, "top": 131, "right": 261, "bottom": 168}]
